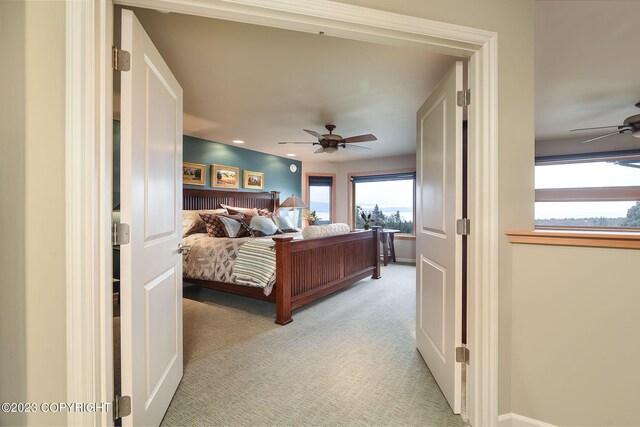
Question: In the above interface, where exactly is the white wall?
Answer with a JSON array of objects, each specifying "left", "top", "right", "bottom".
[
  {"left": 0, "top": 1, "right": 68, "bottom": 426},
  {"left": 303, "top": 154, "right": 417, "bottom": 262}
]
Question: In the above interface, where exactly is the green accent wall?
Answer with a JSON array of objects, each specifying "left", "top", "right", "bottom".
[{"left": 113, "top": 121, "right": 302, "bottom": 207}]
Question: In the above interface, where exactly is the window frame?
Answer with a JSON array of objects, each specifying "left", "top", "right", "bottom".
[
  {"left": 348, "top": 169, "right": 417, "bottom": 239},
  {"left": 534, "top": 150, "right": 640, "bottom": 232},
  {"left": 304, "top": 172, "right": 336, "bottom": 225}
]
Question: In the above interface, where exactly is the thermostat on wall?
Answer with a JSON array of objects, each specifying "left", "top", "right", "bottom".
[{"left": 290, "top": 164, "right": 298, "bottom": 173}]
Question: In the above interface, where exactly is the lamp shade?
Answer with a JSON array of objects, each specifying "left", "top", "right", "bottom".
[{"left": 281, "top": 194, "right": 308, "bottom": 209}]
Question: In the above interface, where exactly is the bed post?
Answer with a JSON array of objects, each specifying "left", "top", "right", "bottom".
[
  {"left": 371, "top": 226, "right": 382, "bottom": 279},
  {"left": 271, "top": 191, "right": 281, "bottom": 214},
  {"left": 273, "top": 235, "right": 293, "bottom": 325}
]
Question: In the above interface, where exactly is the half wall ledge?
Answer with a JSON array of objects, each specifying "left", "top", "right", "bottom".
[{"left": 505, "top": 230, "right": 640, "bottom": 250}]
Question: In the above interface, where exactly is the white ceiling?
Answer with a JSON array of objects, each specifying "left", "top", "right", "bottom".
[
  {"left": 115, "top": 6, "right": 459, "bottom": 162},
  {"left": 535, "top": 0, "right": 640, "bottom": 150}
]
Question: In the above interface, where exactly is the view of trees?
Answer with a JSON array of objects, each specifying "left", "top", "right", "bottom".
[
  {"left": 535, "top": 201, "right": 640, "bottom": 228},
  {"left": 355, "top": 204, "right": 414, "bottom": 234}
]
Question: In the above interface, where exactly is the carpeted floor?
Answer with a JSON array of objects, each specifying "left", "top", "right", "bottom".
[{"left": 161, "top": 264, "right": 465, "bottom": 426}]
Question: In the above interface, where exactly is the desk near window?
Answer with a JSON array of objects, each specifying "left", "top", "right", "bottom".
[
  {"left": 355, "top": 228, "right": 401, "bottom": 265},
  {"left": 379, "top": 229, "right": 400, "bottom": 265}
]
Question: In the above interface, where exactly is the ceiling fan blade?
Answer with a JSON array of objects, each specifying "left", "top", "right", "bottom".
[
  {"left": 314, "top": 147, "right": 325, "bottom": 154},
  {"left": 344, "top": 144, "right": 372, "bottom": 152},
  {"left": 343, "top": 134, "right": 377, "bottom": 143},
  {"left": 570, "top": 125, "right": 622, "bottom": 132},
  {"left": 304, "top": 129, "right": 324, "bottom": 139},
  {"left": 580, "top": 130, "right": 625, "bottom": 144},
  {"left": 278, "top": 142, "right": 315, "bottom": 144}
]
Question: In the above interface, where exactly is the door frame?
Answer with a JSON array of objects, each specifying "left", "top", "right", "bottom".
[{"left": 65, "top": 1, "right": 499, "bottom": 426}]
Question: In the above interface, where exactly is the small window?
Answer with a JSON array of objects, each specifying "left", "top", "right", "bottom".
[
  {"left": 535, "top": 153, "right": 640, "bottom": 229},
  {"left": 351, "top": 171, "right": 416, "bottom": 234},
  {"left": 307, "top": 175, "right": 334, "bottom": 224}
]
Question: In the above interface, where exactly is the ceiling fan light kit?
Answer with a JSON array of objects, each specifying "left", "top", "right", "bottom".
[
  {"left": 571, "top": 104, "right": 640, "bottom": 143},
  {"left": 279, "top": 124, "right": 377, "bottom": 154}
]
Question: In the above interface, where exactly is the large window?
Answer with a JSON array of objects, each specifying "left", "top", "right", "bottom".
[
  {"left": 307, "top": 175, "right": 334, "bottom": 225},
  {"left": 535, "top": 152, "right": 640, "bottom": 229},
  {"left": 351, "top": 171, "right": 416, "bottom": 234}
]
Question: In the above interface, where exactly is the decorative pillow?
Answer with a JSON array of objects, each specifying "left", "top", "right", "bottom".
[
  {"left": 199, "top": 213, "right": 245, "bottom": 238},
  {"left": 249, "top": 216, "right": 282, "bottom": 237},
  {"left": 301, "top": 223, "right": 351, "bottom": 239},
  {"left": 258, "top": 208, "right": 275, "bottom": 220},
  {"left": 273, "top": 215, "right": 297, "bottom": 232},
  {"left": 182, "top": 209, "right": 228, "bottom": 236},
  {"left": 217, "top": 215, "right": 252, "bottom": 238},
  {"left": 221, "top": 204, "right": 259, "bottom": 217}
]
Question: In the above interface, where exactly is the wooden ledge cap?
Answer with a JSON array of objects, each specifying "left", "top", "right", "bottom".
[{"left": 505, "top": 230, "right": 640, "bottom": 250}]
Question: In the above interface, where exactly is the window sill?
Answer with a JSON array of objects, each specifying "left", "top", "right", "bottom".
[{"left": 505, "top": 230, "right": 640, "bottom": 250}]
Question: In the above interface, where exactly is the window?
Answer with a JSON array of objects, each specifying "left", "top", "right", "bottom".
[
  {"left": 307, "top": 175, "right": 334, "bottom": 225},
  {"left": 535, "top": 152, "right": 640, "bottom": 229},
  {"left": 351, "top": 171, "right": 416, "bottom": 234}
]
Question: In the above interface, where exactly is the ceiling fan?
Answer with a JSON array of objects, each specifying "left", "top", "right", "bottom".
[
  {"left": 571, "top": 102, "right": 640, "bottom": 144},
  {"left": 278, "top": 124, "right": 377, "bottom": 154}
]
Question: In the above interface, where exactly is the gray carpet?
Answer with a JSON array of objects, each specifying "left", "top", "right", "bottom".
[{"left": 161, "top": 264, "right": 465, "bottom": 426}]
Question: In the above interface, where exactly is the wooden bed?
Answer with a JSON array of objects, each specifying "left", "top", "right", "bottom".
[{"left": 182, "top": 188, "right": 381, "bottom": 325}]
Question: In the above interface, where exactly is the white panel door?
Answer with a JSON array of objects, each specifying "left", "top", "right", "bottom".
[
  {"left": 415, "top": 61, "right": 463, "bottom": 413},
  {"left": 120, "top": 9, "right": 183, "bottom": 426}
]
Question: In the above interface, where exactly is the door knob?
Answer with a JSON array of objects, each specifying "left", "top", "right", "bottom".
[{"left": 177, "top": 244, "right": 191, "bottom": 255}]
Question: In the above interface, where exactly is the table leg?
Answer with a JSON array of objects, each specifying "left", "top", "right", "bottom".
[
  {"left": 380, "top": 232, "right": 388, "bottom": 266},
  {"left": 390, "top": 233, "right": 397, "bottom": 262}
]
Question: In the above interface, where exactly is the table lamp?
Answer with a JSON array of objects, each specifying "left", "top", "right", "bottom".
[{"left": 280, "top": 194, "right": 307, "bottom": 227}]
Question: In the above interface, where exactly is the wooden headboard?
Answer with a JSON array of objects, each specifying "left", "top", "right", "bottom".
[{"left": 183, "top": 188, "right": 281, "bottom": 212}]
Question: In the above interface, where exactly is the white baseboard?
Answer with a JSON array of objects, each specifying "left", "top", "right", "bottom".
[
  {"left": 498, "top": 413, "right": 557, "bottom": 427},
  {"left": 394, "top": 258, "right": 416, "bottom": 264}
]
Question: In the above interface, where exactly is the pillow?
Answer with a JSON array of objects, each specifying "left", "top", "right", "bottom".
[
  {"left": 221, "top": 204, "right": 259, "bottom": 217},
  {"left": 249, "top": 216, "right": 282, "bottom": 237},
  {"left": 182, "top": 209, "right": 227, "bottom": 236},
  {"left": 258, "top": 208, "right": 275, "bottom": 220},
  {"left": 301, "top": 223, "right": 351, "bottom": 240},
  {"left": 217, "top": 215, "right": 252, "bottom": 238},
  {"left": 273, "top": 215, "right": 297, "bottom": 232},
  {"left": 199, "top": 213, "right": 246, "bottom": 238}
]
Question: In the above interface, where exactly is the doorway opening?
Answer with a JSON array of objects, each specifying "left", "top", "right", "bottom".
[{"left": 65, "top": 2, "right": 499, "bottom": 426}]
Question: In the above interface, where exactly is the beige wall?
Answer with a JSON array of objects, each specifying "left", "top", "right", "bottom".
[
  {"left": 0, "top": 2, "right": 27, "bottom": 425},
  {"left": 511, "top": 244, "right": 639, "bottom": 426},
  {"left": 336, "top": 0, "right": 536, "bottom": 415},
  {"left": 303, "top": 154, "right": 417, "bottom": 262},
  {"left": 0, "top": 1, "right": 68, "bottom": 426}
]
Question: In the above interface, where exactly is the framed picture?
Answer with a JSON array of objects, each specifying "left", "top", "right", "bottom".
[
  {"left": 182, "top": 162, "right": 206, "bottom": 186},
  {"left": 243, "top": 170, "right": 265, "bottom": 190},
  {"left": 211, "top": 164, "right": 240, "bottom": 189}
]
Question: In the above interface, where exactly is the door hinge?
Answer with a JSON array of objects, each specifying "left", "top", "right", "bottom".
[
  {"left": 457, "top": 89, "right": 471, "bottom": 107},
  {"left": 456, "top": 346, "right": 470, "bottom": 365},
  {"left": 112, "top": 223, "right": 130, "bottom": 246},
  {"left": 456, "top": 218, "right": 471, "bottom": 236},
  {"left": 113, "top": 394, "right": 131, "bottom": 421},
  {"left": 112, "top": 46, "right": 131, "bottom": 71}
]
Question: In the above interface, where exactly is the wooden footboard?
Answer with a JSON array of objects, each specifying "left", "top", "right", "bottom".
[{"left": 272, "top": 227, "right": 381, "bottom": 325}]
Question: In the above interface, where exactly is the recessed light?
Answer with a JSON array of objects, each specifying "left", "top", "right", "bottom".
[
  {"left": 232, "top": 140, "right": 245, "bottom": 144},
  {"left": 286, "top": 153, "right": 296, "bottom": 157}
]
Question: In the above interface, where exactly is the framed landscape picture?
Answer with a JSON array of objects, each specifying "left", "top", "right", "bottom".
[
  {"left": 182, "top": 162, "right": 206, "bottom": 186},
  {"left": 212, "top": 164, "right": 240, "bottom": 189},
  {"left": 243, "top": 170, "right": 264, "bottom": 190}
]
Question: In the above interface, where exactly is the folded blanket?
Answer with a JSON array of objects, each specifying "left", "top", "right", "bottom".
[{"left": 233, "top": 239, "right": 277, "bottom": 289}]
